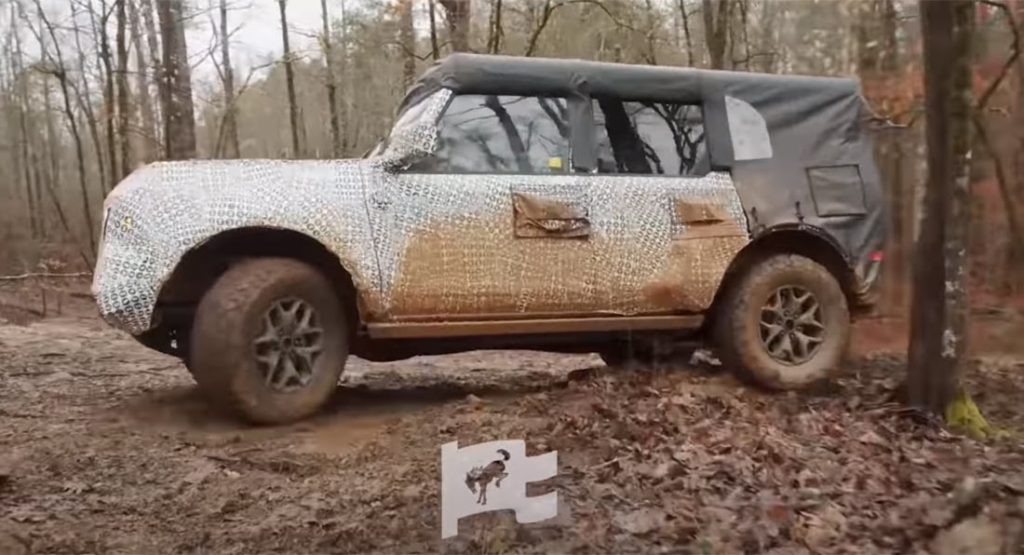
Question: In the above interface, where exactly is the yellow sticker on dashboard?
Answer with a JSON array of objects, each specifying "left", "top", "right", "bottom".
[{"left": 548, "top": 157, "right": 563, "bottom": 170}]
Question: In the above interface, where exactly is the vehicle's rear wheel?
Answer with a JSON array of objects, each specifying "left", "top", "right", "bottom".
[
  {"left": 190, "top": 257, "right": 348, "bottom": 424},
  {"left": 713, "top": 254, "right": 849, "bottom": 390}
]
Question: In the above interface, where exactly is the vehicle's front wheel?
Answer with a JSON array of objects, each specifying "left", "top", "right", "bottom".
[
  {"left": 190, "top": 258, "right": 348, "bottom": 424},
  {"left": 713, "top": 254, "right": 849, "bottom": 390}
]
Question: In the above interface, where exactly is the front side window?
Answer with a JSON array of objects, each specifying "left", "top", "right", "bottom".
[
  {"left": 415, "top": 94, "right": 571, "bottom": 174},
  {"left": 593, "top": 99, "right": 708, "bottom": 176}
]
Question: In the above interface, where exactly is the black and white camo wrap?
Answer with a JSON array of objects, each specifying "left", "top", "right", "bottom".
[{"left": 92, "top": 88, "right": 749, "bottom": 335}]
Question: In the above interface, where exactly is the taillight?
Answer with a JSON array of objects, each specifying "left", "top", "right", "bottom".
[{"left": 869, "top": 250, "right": 884, "bottom": 263}]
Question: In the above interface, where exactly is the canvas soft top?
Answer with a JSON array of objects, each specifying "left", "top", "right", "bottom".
[
  {"left": 398, "top": 53, "right": 885, "bottom": 275},
  {"left": 399, "top": 53, "right": 860, "bottom": 111}
]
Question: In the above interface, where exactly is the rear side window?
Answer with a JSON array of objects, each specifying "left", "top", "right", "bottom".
[
  {"left": 418, "top": 94, "right": 570, "bottom": 174},
  {"left": 593, "top": 99, "right": 709, "bottom": 176}
]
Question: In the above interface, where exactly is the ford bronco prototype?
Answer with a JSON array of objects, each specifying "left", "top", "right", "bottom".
[{"left": 93, "top": 54, "right": 885, "bottom": 424}]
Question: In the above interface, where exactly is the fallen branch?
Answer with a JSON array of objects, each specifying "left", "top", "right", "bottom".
[{"left": 0, "top": 272, "right": 92, "bottom": 282}]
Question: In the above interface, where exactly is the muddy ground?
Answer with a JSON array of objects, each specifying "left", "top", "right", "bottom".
[{"left": 2, "top": 280, "right": 1024, "bottom": 554}]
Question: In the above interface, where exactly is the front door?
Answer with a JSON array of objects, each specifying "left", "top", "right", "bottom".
[{"left": 369, "top": 93, "right": 602, "bottom": 320}]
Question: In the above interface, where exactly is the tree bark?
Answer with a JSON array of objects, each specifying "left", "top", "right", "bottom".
[
  {"left": 277, "top": 0, "right": 304, "bottom": 158},
  {"left": 906, "top": 0, "right": 974, "bottom": 415},
  {"left": 97, "top": 0, "right": 119, "bottom": 189},
  {"left": 218, "top": 0, "right": 239, "bottom": 158},
  {"left": 399, "top": 0, "right": 416, "bottom": 89},
  {"left": 428, "top": 0, "right": 440, "bottom": 60},
  {"left": 679, "top": 0, "right": 694, "bottom": 66},
  {"left": 140, "top": 0, "right": 163, "bottom": 142},
  {"left": 702, "top": 0, "right": 731, "bottom": 69},
  {"left": 156, "top": 0, "right": 196, "bottom": 160},
  {"left": 320, "top": 0, "right": 342, "bottom": 158},
  {"left": 116, "top": 0, "right": 134, "bottom": 178},
  {"left": 33, "top": 0, "right": 98, "bottom": 257},
  {"left": 438, "top": 0, "right": 471, "bottom": 52},
  {"left": 10, "top": 9, "right": 39, "bottom": 238},
  {"left": 70, "top": 0, "right": 109, "bottom": 196},
  {"left": 487, "top": 0, "right": 503, "bottom": 54},
  {"left": 128, "top": 0, "right": 158, "bottom": 162}
]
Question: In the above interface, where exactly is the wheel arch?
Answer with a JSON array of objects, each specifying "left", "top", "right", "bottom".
[
  {"left": 156, "top": 227, "right": 362, "bottom": 334},
  {"left": 710, "top": 225, "right": 855, "bottom": 326}
]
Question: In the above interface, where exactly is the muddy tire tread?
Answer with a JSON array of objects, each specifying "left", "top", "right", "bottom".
[
  {"left": 713, "top": 253, "right": 849, "bottom": 390},
  {"left": 190, "top": 257, "right": 347, "bottom": 424}
]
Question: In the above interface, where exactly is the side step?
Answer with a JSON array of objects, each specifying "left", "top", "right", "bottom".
[{"left": 366, "top": 315, "right": 703, "bottom": 339}]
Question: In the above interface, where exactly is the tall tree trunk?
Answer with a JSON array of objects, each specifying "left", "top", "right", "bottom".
[
  {"left": 679, "top": 0, "right": 694, "bottom": 66},
  {"left": 70, "top": 0, "right": 109, "bottom": 196},
  {"left": 880, "top": 0, "right": 899, "bottom": 72},
  {"left": 116, "top": 0, "right": 133, "bottom": 178},
  {"left": 487, "top": 0, "right": 503, "bottom": 54},
  {"left": 219, "top": 0, "right": 239, "bottom": 158},
  {"left": 34, "top": 0, "right": 98, "bottom": 258},
  {"left": 129, "top": 0, "right": 158, "bottom": 162},
  {"left": 757, "top": 0, "right": 776, "bottom": 73},
  {"left": 140, "top": 0, "right": 163, "bottom": 144},
  {"left": 399, "top": 0, "right": 416, "bottom": 89},
  {"left": 428, "top": 0, "right": 440, "bottom": 60},
  {"left": 906, "top": 0, "right": 974, "bottom": 415},
  {"left": 735, "top": 0, "right": 750, "bottom": 69},
  {"left": 702, "top": 0, "right": 731, "bottom": 69},
  {"left": 320, "top": 0, "right": 342, "bottom": 158},
  {"left": 156, "top": 0, "right": 197, "bottom": 160},
  {"left": 10, "top": 10, "right": 39, "bottom": 238},
  {"left": 277, "top": 0, "right": 303, "bottom": 158},
  {"left": 97, "top": 0, "right": 119, "bottom": 189},
  {"left": 438, "top": 0, "right": 471, "bottom": 52}
]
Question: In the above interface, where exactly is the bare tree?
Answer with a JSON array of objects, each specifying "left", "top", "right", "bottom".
[
  {"left": 140, "top": 0, "right": 163, "bottom": 137},
  {"left": 906, "top": 0, "right": 975, "bottom": 414},
  {"left": 399, "top": 0, "right": 416, "bottom": 89},
  {"left": 487, "top": 0, "right": 503, "bottom": 54},
  {"left": 438, "top": 0, "right": 470, "bottom": 52},
  {"left": 9, "top": 7, "right": 39, "bottom": 238},
  {"left": 216, "top": 0, "right": 239, "bottom": 158},
  {"left": 29, "top": 0, "right": 97, "bottom": 258},
  {"left": 128, "top": 0, "right": 159, "bottom": 162},
  {"left": 70, "top": 0, "right": 109, "bottom": 194},
  {"left": 702, "top": 0, "right": 732, "bottom": 69},
  {"left": 678, "top": 0, "right": 695, "bottom": 66},
  {"left": 156, "top": 0, "right": 196, "bottom": 160},
  {"left": 320, "top": 0, "right": 342, "bottom": 158},
  {"left": 116, "top": 0, "right": 134, "bottom": 178},
  {"left": 96, "top": 0, "right": 119, "bottom": 188},
  {"left": 277, "top": 0, "right": 303, "bottom": 157},
  {"left": 427, "top": 0, "right": 440, "bottom": 59}
]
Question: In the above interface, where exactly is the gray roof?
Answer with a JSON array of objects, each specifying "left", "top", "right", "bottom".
[{"left": 399, "top": 53, "right": 859, "bottom": 113}]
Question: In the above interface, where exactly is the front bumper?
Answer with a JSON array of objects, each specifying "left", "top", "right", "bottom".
[
  {"left": 92, "top": 210, "right": 163, "bottom": 336},
  {"left": 92, "top": 248, "right": 162, "bottom": 335}
]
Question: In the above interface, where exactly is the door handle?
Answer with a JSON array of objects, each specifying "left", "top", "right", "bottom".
[{"left": 511, "top": 192, "right": 590, "bottom": 238}]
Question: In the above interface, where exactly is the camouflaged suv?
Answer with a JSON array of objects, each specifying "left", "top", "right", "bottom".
[{"left": 93, "top": 54, "right": 885, "bottom": 424}]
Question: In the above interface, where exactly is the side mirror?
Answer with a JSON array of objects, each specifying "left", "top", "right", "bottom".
[{"left": 379, "top": 121, "right": 439, "bottom": 172}]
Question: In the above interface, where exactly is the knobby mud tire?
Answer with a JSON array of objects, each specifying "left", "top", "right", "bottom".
[
  {"left": 713, "top": 254, "right": 850, "bottom": 390},
  {"left": 190, "top": 257, "right": 348, "bottom": 424}
]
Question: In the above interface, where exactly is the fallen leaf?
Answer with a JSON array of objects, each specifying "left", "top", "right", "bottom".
[
  {"left": 931, "top": 516, "right": 1003, "bottom": 555},
  {"left": 614, "top": 507, "right": 667, "bottom": 535}
]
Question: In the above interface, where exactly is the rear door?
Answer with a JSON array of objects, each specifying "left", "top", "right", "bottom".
[{"left": 579, "top": 97, "right": 750, "bottom": 314}]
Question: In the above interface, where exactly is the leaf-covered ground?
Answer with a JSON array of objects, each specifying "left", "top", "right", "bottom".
[{"left": 1, "top": 314, "right": 1023, "bottom": 555}]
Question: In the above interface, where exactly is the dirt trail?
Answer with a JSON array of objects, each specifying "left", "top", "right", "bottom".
[{"left": 1, "top": 312, "right": 1024, "bottom": 554}]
